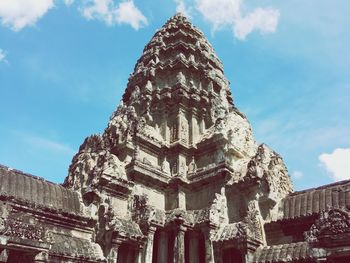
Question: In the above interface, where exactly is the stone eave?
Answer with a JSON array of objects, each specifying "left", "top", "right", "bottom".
[
  {"left": 99, "top": 174, "right": 134, "bottom": 199},
  {"left": 215, "top": 236, "right": 262, "bottom": 253},
  {"left": 187, "top": 161, "right": 233, "bottom": 186},
  {"left": 0, "top": 235, "right": 51, "bottom": 252},
  {"left": 49, "top": 254, "right": 105, "bottom": 263},
  {"left": 253, "top": 241, "right": 317, "bottom": 263},
  {"left": 318, "top": 233, "right": 350, "bottom": 248},
  {"left": 167, "top": 140, "right": 196, "bottom": 156},
  {"left": 0, "top": 196, "right": 95, "bottom": 231},
  {"left": 126, "top": 160, "right": 170, "bottom": 189},
  {"left": 196, "top": 132, "right": 228, "bottom": 153},
  {"left": 136, "top": 133, "right": 164, "bottom": 154}
]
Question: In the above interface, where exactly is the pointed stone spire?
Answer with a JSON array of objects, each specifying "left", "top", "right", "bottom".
[
  {"left": 66, "top": 16, "right": 293, "bottom": 257},
  {"left": 123, "top": 11, "right": 231, "bottom": 126}
]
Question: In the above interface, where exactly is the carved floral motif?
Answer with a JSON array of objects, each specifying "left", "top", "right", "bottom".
[{"left": 0, "top": 213, "right": 45, "bottom": 241}]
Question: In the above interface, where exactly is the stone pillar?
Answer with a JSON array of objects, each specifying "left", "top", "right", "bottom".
[
  {"left": 202, "top": 228, "right": 214, "bottom": 263},
  {"left": 177, "top": 186, "right": 186, "bottom": 209},
  {"left": 199, "top": 117, "right": 205, "bottom": 134},
  {"left": 135, "top": 247, "right": 142, "bottom": 263},
  {"left": 162, "top": 114, "right": 170, "bottom": 143},
  {"left": 190, "top": 111, "right": 199, "bottom": 145},
  {"left": 157, "top": 231, "right": 168, "bottom": 263},
  {"left": 189, "top": 231, "right": 199, "bottom": 263},
  {"left": 143, "top": 226, "right": 156, "bottom": 263},
  {"left": 174, "top": 225, "right": 186, "bottom": 263},
  {"left": 0, "top": 249, "right": 8, "bottom": 263},
  {"left": 34, "top": 251, "right": 49, "bottom": 263},
  {"left": 108, "top": 241, "right": 122, "bottom": 263}
]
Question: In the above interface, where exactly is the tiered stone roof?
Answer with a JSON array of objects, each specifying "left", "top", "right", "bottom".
[
  {"left": 125, "top": 13, "right": 231, "bottom": 104},
  {"left": 253, "top": 242, "right": 314, "bottom": 262},
  {"left": 0, "top": 165, "right": 82, "bottom": 215},
  {"left": 279, "top": 179, "right": 350, "bottom": 221}
]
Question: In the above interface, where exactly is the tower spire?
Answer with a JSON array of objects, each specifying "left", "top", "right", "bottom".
[{"left": 66, "top": 16, "right": 293, "bottom": 262}]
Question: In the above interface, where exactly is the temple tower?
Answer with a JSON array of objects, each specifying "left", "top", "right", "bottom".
[{"left": 65, "top": 13, "right": 293, "bottom": 263}]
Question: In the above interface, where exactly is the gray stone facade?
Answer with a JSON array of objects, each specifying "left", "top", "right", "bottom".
[{"left": 1, "top": 13, "right": 350, "bottom": 263}]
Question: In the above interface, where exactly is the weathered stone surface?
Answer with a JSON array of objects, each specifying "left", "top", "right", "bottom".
[{"left": 1, "top": 12, "right": 349, "bottom": 263}]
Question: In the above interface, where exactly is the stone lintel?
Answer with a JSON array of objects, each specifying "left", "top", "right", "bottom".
[
  {"left": 136, "top": 133, "right": 164, "bottom": 153},
  {"left": 196, "top": 133, "right": 227, "bottom": 153},
  {"left": 187, "top": 163, "right": 231, "bottom": 188},
  {"left": 99, "top": 176, "right": 133, "bottom": 199},
  {"left": 126, "top": 161, "right": 170, "bottom": 189}
]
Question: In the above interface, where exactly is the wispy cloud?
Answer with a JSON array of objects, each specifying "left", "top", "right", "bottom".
[
  {"left": 0, "top": 48, "right": 7, "bottom": 63},
  {"left": 0, "top": 0, "right": 148, "bottom": 31},
  {"left": 174, "top": 0, "right": 191, "bottom": 18},
  {"left": 195, "top": 0, "right": 279, "bottom": 40},
  {"left": 319, "top": 148, "right": 350, "bottom": 181},
  {"left": 13, "top": 131, "right": 75, "bottom": 155},
  {"left": 64, "top": 0, "right": 75, "bottom": 6},
  {"left": 81, "top": 0, "right": 148, "bottom": 30},
  {"left": 0, "top": 0, "right": 54, "bottom": 31}
]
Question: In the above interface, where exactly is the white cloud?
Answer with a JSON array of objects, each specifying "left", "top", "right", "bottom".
[
  {"left": 82, "top": 0, "right": 114, "bottom": 25},
  {"left": 82, "top": 0, "right": 148, "bottom": 30},
  {"left": 292, "top": 170, "right": 303, "bottom": 180},
  {"left": 195, "top": 0, "right": 279, "bottom": 40},
  {"left": 14, "top": 131, "right": 75, "bottom": 155},
  {"left": 174, "top": 0, "right": 191, "bottom": 18},
  {"left": 64, "top": 0, "right": 75, "bottom": 6},
  {"left": 0, "top": 49, "right": 7, "bottom": 63},
  {"left": 114, "top": 1, "right": 148, "bottom": 29},
  {"left": 0, "top": 0, "right": 54, "bottom": 31},
  {"left": 234, "top": 8, "right": 279, "bottom": 40},
  {"left": 319, "top": 148, "right": 350, "bottom": 181}
]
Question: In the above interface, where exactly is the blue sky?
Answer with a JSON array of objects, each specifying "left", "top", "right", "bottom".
[{"left": 0, "top": 0, "right": 349, "bottom": 191}]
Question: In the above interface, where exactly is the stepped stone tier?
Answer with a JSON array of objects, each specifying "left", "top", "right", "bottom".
[{"left": 1, "top": 13, "right": 350, "bottom": 263}]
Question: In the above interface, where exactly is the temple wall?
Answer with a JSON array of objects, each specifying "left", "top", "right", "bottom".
[
  {"left": 111, "top": 197, "right": 129, "bottom": 218},
  {"left": 226, "top": 192, "right": 245, "bottom": 223},
  {"left": 196, "top": 153, "right": 215, "bottom": 170},
  {"left": 136, "top": 184, "right": 165, "bottom": 210},
  {"left": 139, "top": 149, "right": 159, "bottom": 167},
  {"left": 186, "top": 182, "right": 223, "bottom": 210}
]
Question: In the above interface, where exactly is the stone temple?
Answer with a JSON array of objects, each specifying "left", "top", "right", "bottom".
[{"left": 1, "top": 13, "right": 350, "bottom": 263}]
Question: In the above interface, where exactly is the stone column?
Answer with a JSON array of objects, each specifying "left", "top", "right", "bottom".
[
  {"left": 189, "top": 231, "right": 199, "bottom": 263},
  {"left": 202, "top": 229, "right": 214, "bottom": 263},
  {"left": 157, "top": 231, "right": 168, "bottom": 263},
  {"left": 135, "top": 247, "right": 142, "bottom": 263},
  {"left": 143, "top": 226, "right": 156, "bottom": 263},
  {"left": 108, "top": 241, "right": 122, "bottom": 263},
  {"left": 0, "top": 249, "right": 8, "bottom": 263},
  {"left": 199, "top": 117, "right": 205, "bottom": 134},
  {"left": 34, "top": 251, "right": 48, "bottom": 263},
  {"left": 173, "top": 225, "right": 186, "bottom": 263}
]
